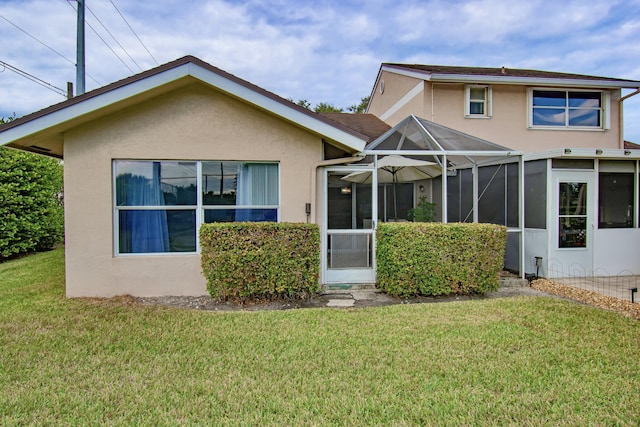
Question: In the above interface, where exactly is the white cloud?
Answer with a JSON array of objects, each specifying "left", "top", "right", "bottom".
[{"left": 1, "top": 0, "right": 639, "bottom": 140}]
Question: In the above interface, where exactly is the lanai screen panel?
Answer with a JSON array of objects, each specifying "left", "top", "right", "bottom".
[
  {"left": 524, "top": 160, "right": 547, "bottom": 229},
  {"left": 446, "top": 170, "right": 473, "bottom": 223}
]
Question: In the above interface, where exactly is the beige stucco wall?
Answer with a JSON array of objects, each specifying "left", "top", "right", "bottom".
[
  {"left": 367, "top": 71, "right": 427, "bottom": 126},
  {"left": 368, "top": 73, "right": 622, "bottom": 151},
  {"left": 431, "top": 83, "right": 621, "bottom": 151},
  {"left": 63, "top": 84, "right": 324, "bottom": 297}
]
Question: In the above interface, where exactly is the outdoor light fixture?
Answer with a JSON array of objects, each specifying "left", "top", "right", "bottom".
[
  {"left": 535, "top": 256, "right": 543, "bottom": 279},
  {"left": 563, "top": 148, "right": 572, "bottom": 155},
  {"left": 419, "top": 185, "right": 425, "bottom": 193},
  {"left": 595, "top": 149, "right": 603, "bottom": 155},
  {"left": 341, "top": 187, "right": 352, "bottom": 195}
]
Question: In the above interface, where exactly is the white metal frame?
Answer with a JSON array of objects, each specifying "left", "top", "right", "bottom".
[
  {"left": 549, "top": 169, "right": 596, "bottom": 277},
  {"left": 322, "top": 165, "right": 377, "bottom": 284}
]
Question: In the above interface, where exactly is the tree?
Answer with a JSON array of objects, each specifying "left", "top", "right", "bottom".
[
  {"left": 0, "top": 115, "right": 64, "bottom": 260},
  {"left": 348, "top": 96, "right": 370, "bottom": 114},
  {"left": 313, "top": 102, "right": 343, "bottom": 113},
  {"left": 288, "top": 98, "right": 369, "bottom": 114},
  {"left": 288, "top": 98, "right": 311, "bottom": 109}
]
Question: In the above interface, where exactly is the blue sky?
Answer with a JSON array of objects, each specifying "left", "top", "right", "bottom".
[{"left": 1, "top": 0, "right": 640, "bottom": 141}]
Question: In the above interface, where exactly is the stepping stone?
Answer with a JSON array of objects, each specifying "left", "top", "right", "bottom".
[{"left": 326, "top": 299, "right": 355, "bottom": 307}]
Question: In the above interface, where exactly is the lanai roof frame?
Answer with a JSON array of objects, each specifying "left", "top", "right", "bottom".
[{"left": 360, "top": 114, "right": 525, "bottom": 278}]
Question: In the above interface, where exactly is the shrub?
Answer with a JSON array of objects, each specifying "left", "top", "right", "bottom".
[
  {"left": 0, "top": 147, "right": 64, "bottom": 260},
  {"left": 200, "top": 222, "right": 320, "bottom": 301},
  {"left": 376, "top": 222, "right": 507, "bottom": 297},
  {"left": 407, "top": 196, "right": 436, "bottom": 222}
]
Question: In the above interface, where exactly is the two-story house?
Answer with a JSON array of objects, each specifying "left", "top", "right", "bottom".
[
  {"left": 363, "top": 64, "right": 640, "bottom": 279},
  {"left": 1, "top": 56, "right": 638, "bottom": 296}
]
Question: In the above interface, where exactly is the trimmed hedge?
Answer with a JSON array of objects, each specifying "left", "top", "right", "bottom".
[
  {"left": 0, "top": 147, "right": 64, "bottom": 260},
  {"left": 200, "top": 222, "right": 320, "bottom": 300},
  {"left": 376, "top": 222, "right": 507, "bottom": 297}
]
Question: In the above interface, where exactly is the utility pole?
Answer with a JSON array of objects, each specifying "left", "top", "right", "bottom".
[{"left": 76, "top": 0, "right": 85, "bottom": 95}]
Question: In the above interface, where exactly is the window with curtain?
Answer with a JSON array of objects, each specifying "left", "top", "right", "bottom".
[
  {"left": 202, "top": 161, "right": 278, "bottom": 223},
  {"left": 114, "top": 160, "right": 279, "bottom": 255},
  {"left": 465, "top": 85, "right": 491, "bottom": 117}
]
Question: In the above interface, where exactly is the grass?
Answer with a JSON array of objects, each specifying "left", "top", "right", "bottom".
[{"left": 1, "top": 248, "right": 639, "bottom": 426}]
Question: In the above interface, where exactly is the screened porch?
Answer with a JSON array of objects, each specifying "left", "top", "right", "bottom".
[{"left": 357, "top": 115, "right": 525, "bottom": 275}]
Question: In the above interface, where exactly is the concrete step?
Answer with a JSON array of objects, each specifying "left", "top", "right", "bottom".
[
  {"left": 500, "top": 277, "right": 530, "bottom": 287},
  {"left": 322, "top": 283, "right": 377, "bottom": 292}
]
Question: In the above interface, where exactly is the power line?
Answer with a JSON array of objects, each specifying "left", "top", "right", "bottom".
[
  {"left": 64, "top": 0, "right": 135, "bottom": 75},
  {"left": 0, "top": 14, "right": 74, "bottom": 67},
  {"left": 0, "top": 60, "right": 67, "bottom": 98},
  {"left": 0, "top": 12, "right": 101, "bottom": 87},
  {"left": 108, "top": 0, "right": 159, "bottom": 66},
  {"left": 85, "top": 5, "right": 144, "bottom": 71}
]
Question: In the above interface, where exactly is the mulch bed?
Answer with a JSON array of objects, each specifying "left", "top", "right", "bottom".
[{"left": 532, "top": 278, "right": 640, "bottom": 320}]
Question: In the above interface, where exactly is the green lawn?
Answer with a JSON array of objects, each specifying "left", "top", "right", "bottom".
[{"left": 1, "top": 248, "right": 639, "bottom": 426}]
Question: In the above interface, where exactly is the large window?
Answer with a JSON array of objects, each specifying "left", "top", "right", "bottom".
[
  {"left": 530, "top": 89, "right": 605, "bottom": 128},
  {"left": 465, "top": 85, "right": 491, "bottom": 118},
  {"left": 114, "top": 160, "right": 279, "bottom": 254}
]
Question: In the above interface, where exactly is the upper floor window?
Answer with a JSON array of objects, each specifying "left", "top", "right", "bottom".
[
  {"left": 530, "top": 89, "right": 608, "bottom": 129},
  {"left": 465, "top": 85, "right": 491, "bottom": 118}
]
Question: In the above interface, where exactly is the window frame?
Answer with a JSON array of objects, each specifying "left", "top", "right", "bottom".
[
  {"left": 597, "top": 160, "right": 636, "bottom": 229},
  {"left": 528, "top": 87, "right": 610, "bottom": 130},
  {"left": 464, "top": 84, "right": 492, "bottom": 118},
  {"left": 113, "top": 159, "right": 280, "bottom": 256}
]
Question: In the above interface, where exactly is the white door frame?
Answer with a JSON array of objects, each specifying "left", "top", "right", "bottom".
[
  {"left": 549, "top": 170, "right": 595, "bottom": 277},
  {"left": 322, "top": 166, "right": 377, "bottom": 284}
]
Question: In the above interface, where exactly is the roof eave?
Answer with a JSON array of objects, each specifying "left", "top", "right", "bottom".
[
  {"left": 380, "top": 65, "right": 433, "bottom": 81},
  {"left": 429, "top": 74, "right": 640, "bottom": 89},
  {"left": 0, "top": 58, "right": 367, "bottom": 153},
  {"left": 0, "top": 63, "right": 194, "bottom": 147},
  {"left": 379, "top": 64, "right": 640, "bottom": 89}
]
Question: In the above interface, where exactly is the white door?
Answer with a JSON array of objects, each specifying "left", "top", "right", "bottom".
[
  {"left": 322, "top": 168, "right": 376, "bottom": 284},
  {"left": 549, "top": 171, "right": 595, "bottom": 277}
]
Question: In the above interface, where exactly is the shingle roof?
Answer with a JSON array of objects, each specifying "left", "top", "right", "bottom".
[
  {"left": 0, "top": 56, "right": 369, "bottom": 151},
  {"left": 624, "top": 140, "right": 640, "bottom": 149},
  {"left": 382, "top": 63, "right": 640, "bottom": 86},
  {"left": 319, "top": 113, "right": 391, "bottom": 143}
]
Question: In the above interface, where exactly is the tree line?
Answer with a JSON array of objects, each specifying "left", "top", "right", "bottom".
[{"left": 290, "top": 96, "right": 370, "bottom": 113}]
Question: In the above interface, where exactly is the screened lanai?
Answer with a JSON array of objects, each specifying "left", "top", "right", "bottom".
[{"left": 359, "top": 115, "right": 525, "bottom": 276}]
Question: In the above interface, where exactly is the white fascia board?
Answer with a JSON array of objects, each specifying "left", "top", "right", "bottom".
[
  {"left": 379, "top": 65, "right": 640, "bottom": 89},
  {"left": 430, "top": 74, "right": 640, "bottom": 89},
  {"left": 380, "top": 65, "right": 433, "bottom": 81},
  {"left": 187, "top": 64, "right": 366, "bottom": 151},
  {"left": 523, "top": 148, "right": 640, "bottom": 161},
  {"left": 0, "top": 65, "right": 192, "bottom": 146},
  {"left": 1, "top": 62, "right": 367, "bottom": 152}
]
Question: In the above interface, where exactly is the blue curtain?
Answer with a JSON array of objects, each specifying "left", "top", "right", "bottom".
[{"left": 118, "top": 162, "right": 170, "bottom": 253}]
